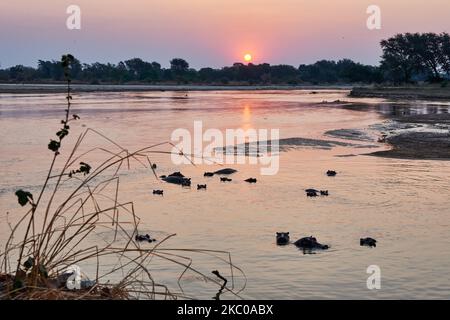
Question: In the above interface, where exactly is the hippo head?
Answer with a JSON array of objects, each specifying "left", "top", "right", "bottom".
[{"left": 276, "top": 232, "right": 290, "bottom": 245}]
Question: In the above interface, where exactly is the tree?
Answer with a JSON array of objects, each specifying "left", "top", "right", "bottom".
[
  {"left": 8, "top": 65, "right": 37, "bottom": 81},
  {"left": 406, "top": 33, "right": 442, "bottom": 81},
  {"left": 380, "top": 34, "right": 419, "bottom": 83},
  {"left": 439, "top": 33, "right": 450, "bottom": 76},
  {"left": 170, "top": 58, "right": 189, "bottom": 74}
]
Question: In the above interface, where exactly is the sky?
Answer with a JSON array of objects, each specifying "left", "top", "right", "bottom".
[{"left": 1, "top": 0, "right": 450, "bottom": 69}]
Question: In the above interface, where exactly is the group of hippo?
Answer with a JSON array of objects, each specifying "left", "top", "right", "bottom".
[
  {"left": 276, "top": 232, "right": 377, "bottom": 251},
  {"left": 305, "top": 170, "right": 337, "bottom": 197},
  {"left": 279, "top": 169, "right": 377, "bottom": 251},
  {"left": 153, "top": 166, "right": 378, "bottom": 251},
  {"left": 153, "top": 168, "right": 257, "bottom": 195}
]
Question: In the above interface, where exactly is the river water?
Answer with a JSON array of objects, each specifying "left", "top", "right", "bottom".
[{"left": 0, "top": 89, "right": 449, "bottom": 299}]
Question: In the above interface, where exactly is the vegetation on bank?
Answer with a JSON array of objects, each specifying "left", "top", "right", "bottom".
[
  {"left": 1, "top": 33, "right": 449, "bottom": 86},
  {"left": 350, "top": 85, "right": 450, "bottom": 100}
]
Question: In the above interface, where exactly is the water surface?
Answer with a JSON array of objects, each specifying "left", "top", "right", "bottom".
[{"left": 1, "top": 90, "right": 449, "bottom": 299}]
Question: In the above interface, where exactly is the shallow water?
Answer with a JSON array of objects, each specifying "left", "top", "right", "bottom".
[{"left": 0, "top": 89, "right": 449, "bottom": 299}]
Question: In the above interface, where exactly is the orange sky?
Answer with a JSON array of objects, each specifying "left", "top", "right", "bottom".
[{"left": 1, "top": 0, "right": 449, "bottom": 68}]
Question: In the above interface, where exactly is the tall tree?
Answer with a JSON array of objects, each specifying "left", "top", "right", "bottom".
[
  {"left": 380, "top": 34, "right": 418, "bottom": 83},
  {"left": 170, "top": 58, "right": 189, "bottom": 74},
  {"left": 439, "top": 33, "right": 450, "bottom": 76}
]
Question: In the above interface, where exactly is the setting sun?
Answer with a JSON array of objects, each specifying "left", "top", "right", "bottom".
[{"left": 244, "top": 53, "right": 252, "bottom": 62}]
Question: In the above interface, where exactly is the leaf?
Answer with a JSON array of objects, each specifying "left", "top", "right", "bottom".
[
  {"left": 56, "top": 128, "right": 69, "bottom": 140},
  {"left": 79, "top": 162, "right": 91, "bottom": 175},
  {"left": 15, "top": 189, "right": 33, "bottom": 206},
  {"left": 48, "top": 140, "right": 60, "bottom": 152},
  {"left": 61, "top": 54, "right": 74, "bottom": 67},
  {"left": 23, "top": 257, "right": 35, "bottom": 270}
]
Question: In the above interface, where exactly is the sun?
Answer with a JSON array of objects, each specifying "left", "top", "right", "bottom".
[{"left": 244, "top": 53, "right": 252, "bottom": 62}]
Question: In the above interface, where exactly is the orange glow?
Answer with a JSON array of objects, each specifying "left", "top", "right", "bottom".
[{"left": 244, "top": 54, "right": 252, "bottom": 62}]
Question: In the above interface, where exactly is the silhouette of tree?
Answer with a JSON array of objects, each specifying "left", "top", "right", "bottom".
[
  {"left": 170, "top": 58, "right": 189, "bottom": 74},
  {"left": 380, "top": 34, "right": 418, "bottom": 83}
]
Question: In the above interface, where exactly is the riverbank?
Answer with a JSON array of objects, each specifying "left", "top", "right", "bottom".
[
  {"left": 369, "top": 113, "right": 450, "bottom": 160},
  {"left": 350, "top": 86, "right": 450, "bottom": 100},
  {"left": 0, "top": 83, "right": 352, "bottom": 94}
]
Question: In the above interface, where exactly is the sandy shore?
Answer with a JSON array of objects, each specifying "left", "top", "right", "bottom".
[
  {"left": 350, "top": 86, "right": 450, "bottom": 100},
  {"left": 369, "top": 113, "right": 450, "bottom": 160},
  {"left": 0, "top": 83, "right": 352, "bottom": 94}
]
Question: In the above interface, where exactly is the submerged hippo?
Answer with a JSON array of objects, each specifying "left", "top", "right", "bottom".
[
  {"left": 167, "top": 172, "right": 184, "bottom": 178},
  {"left": 305, "top": 189, "right": 328, "bottom": 197},
  {"left": 245, "top": 178, "right": 257, "bottom": 183},
  {"left": 160, "top": 172, "right": 191, "bottom": 186},
  {"left": 276, "top": 232, "right": 290, "bottom": 245},
  {"left": 214, "top": 168, "right": 237, "bottom": 175},
  {"left": 360, "top": 237, "right": 377, "bottom": 247},
  {"left": 294, "top": 236, "right": 329, "bottom": 250},
  {"left": 197, "top": 184, "right": 207, "bottom": 190},
  {"left": 153, "top": 190, "right": 163, "bottom": 195},
  {"left": 305, "top": 189, "right": 319, "bottom": 197},
  {"left": 135, "top": 234, "right": 156, "bottom": 243},
  {"left": 326, "top": 170, "right": 337, "bottom": 176},
  {"left": 220, "top": 177, "right": 232, "bottom": 182},
  {"left": 204, "top": 172, "right": 215, "bottom": 177}
]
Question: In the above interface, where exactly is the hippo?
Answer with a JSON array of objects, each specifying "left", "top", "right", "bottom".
[
  {"left": 320, "top": 190, "right": 329, "bottom": 196},
  {"left": 220, "top": 177, "right": 232, "bottom": 182},
  {"left": 360, "top": 237, "right": 377, "bottom": 247},
  {"left": 181, "top": 179, "right": 192, "bottom": 187},
  {"left": 160, "top": 172, "right": 191, "bottom": 186},
  {"left": 294, "top": 236, "right": 329, "bottom": 250},
  {"left": 326, "top": 170, "right": 337, "bottom": 177},
  {"left": 135, "top": 234, "right": 156, "bottom": 243},
  {"left": 214, "top": 168, "right": 237, "bottom": 175},
  {"left": 167, "top": 171, "right": 184, "bottom": 178},
  {"left": 204, "top": 172, "right": 215, "bottom": 177},
  {"left": 306, "top": 189, "right": 318, "bottom": 197},
  {"left": 153, "top": 190, "right": 163, "bottom": 195},
  {"left": 162, "top": 176, "right": 191, "bottom": 186},
  {"left": 245, "top": 178, "right": 257, "bottom": 183},
  {"left": 276, "top": 232, "right": 290, "bottom": 245},
  {"left": 197, "top": 184, "right": 207, "bottom": 190}
]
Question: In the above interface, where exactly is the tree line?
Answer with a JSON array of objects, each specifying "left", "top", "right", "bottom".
[{"left": 1, "top": 32, "right": 449, "bottom": 85}]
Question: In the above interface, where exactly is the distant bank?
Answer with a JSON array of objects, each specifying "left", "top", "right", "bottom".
[
  {"left": 2, "top": 84, "right": 450, "bottom": 100},
  {"left": 350, "top": 86, "right": 450, "bottom": 101},
  {"left": 0, "top": 83, "right": 352, "bottom": 94}
]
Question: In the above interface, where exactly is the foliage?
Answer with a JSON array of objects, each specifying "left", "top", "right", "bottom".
[{"left": 380, "top": 32, "right": 450, "bottom": 83}]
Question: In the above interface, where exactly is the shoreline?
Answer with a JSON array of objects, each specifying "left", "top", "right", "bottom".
[
  {"left": 368, "top": 113, "right": 450, "bottom": 160},
  {"left": 0, "top": 83, "right": 353, "bottom": 94},
  {"left": 350, "top": 86, "right": 450, "bottom": 101}
]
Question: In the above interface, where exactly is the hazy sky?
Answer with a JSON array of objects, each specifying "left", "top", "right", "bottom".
[{"left": 1, "top": 0, "right": 450, "bottom": 68}]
